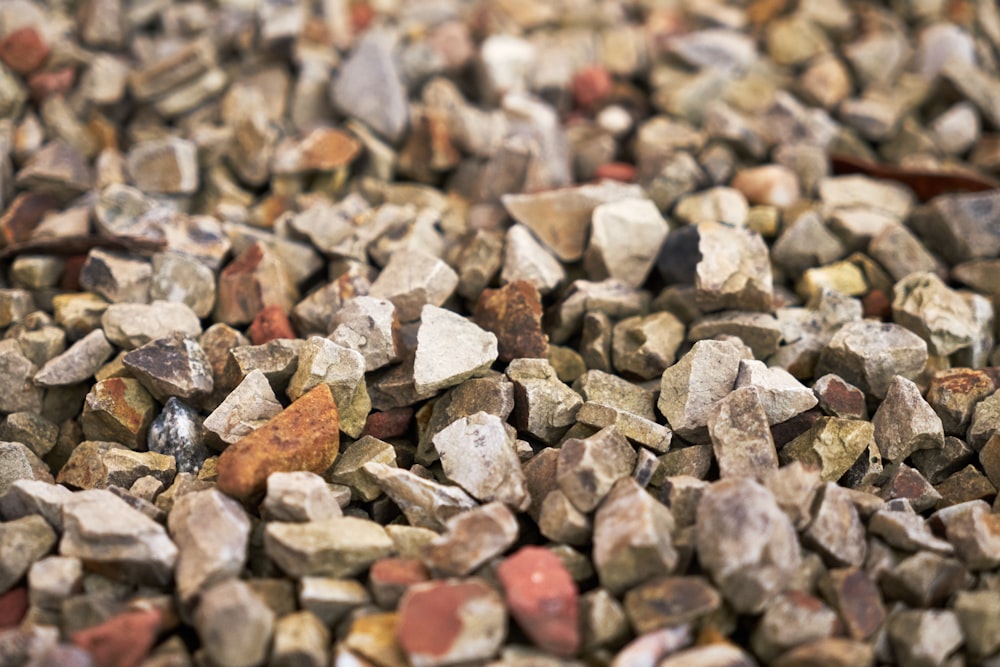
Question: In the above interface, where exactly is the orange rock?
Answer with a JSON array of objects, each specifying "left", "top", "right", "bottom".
[
  {"left": 497, "top": 546, "right": 580, "bottom": 657},
  {"left": 216, "top": 384, "right": 341, "bottom": 500},
  {"left": 594, "top": 162, "right": 637, "bottom": 183},
  {"left": 473, "top": 280, "right": 548, "bottom": 363},
  {"left": 248, "top": 304, "right": 296, "bottom": 344},
  {"left": 0, "top": 26, "right": 50, "bottom": 74},
  {"left": 71, "top": 607, "right": 161, "bottom": 667},
  {"left": 572, "top": 66, "right": 613, "bottom": 111}
]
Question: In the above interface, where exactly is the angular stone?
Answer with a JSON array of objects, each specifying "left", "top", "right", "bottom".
[
  {"left": 69, "top": 607, "right": 162, "bottom": 667},
  {"left": 696, "top": 477, "right": 801, "bottom": 613},
  {"left": 576, "top": 401, "right": 673, "bottom": 453},
  {"left": 696, "top": 221, "right": 773, "bottom": 313},
  {"left": 802, "top": 482, "right": 867, "bottom": 567},
  {"left": 815, "top": 321, "right": 928, "bottom": 398},
  {"left": 126, "top": 137, "right": 198, "bottom": 195},
  {"left": 548, "top": 279, "right": 649, "bottom": 344},
  {"left": 500, "top": 225, "right": 566, "bottom": 296},
  {"left": 887, "top": 609, "right": 962, "bottom": 667},
  {"left": 0, "top": 479, "right": 70, "bottom": 529},
  {"left": 33, "top": 330, "right": 113, "bottom": 387},
  {"left": 58, "top": 441, "right": 175, "bottom": 491},
  {"left": 910, "top": 189, "right": 1000, "bottom": 264},
  {"left": 880, "top": 551, "right": 971, "bottom": 608},
  {"left": 932, "top": 500, "right": 1000, "bottom": 570},
  {"left": 0, "top": 515, "right": 55, "bottom": 594},
  {"left": 0, "top": 342, "right": 43, "bottom": 414},
  {"left": 147, "top": 397, "right": 210, "bottom": 475},
  {"left": 299, "top": 577, "right": 370, "bottom": 627},
  {"left": 772, "top": 210, "right": 847, "bottom": 277},
  {"left": 0, "top": 412, "right": 56, "bottom": 460},
  {"left": 911, "top": 436, "right": 975, "bottom": 485},
  {"left": 330, "top": 436, "right": 397, "bottom": 502},
  {"left": 592, "top": 477, "right": 677, "bottom": 594},
  {"left": 369, "top": 249, "right": 458, "bottom": 323},
  {"left": 396, "top": 579, "right": 506, "bottom": 667},
  {"left": 80, "top": 378, "right": 156, "bottom": 449},
  {"left": 872, "top": 375, "right": 944, "bottom": 463},
  {"left": 265, "top": 516, "right": 393, "bottom": 578},
  {"left": 585, "top": 198, "right": 669, "bottom": 287},
  {"left": 869, "top": 505, "right": 952, "bottom": 556},
  {"left": 771, "top": 639, "right": 874, "bottom": 667},
  {"left": 892, "top": 272, "right": 977, "bottom": 356},
  {"left": 927, "top": 369, "right": 996, "bottom": 438},
  {"left": 330, "top": 296, "right": 401, "bottom": 372},
  {"left": 750, "top": 590, "right": 838, "bottom": 664},
  {"left": 421, "top": 502, "right": 518, "bottom": 577},
  {"left": 781, "top": 417, "right": 874, "bottom": 483},
  {"left": 15, "top": 140, "right": 92, "bottom": 197},
  {"left": 497, "top": 546, "right": 579, "bottom": 657},
  {"left": 195, "top": 579, "right": 275, "bottom": 667},
  {"left": 432, "top": 411, "right": 529, "bottom": 511},
  {"left": 368, "top": 557, "right": 430, "bottom": 609},
  {"left": 262, "top": 471, "right": 342, "bottom": 523},
  {"left": 576, "top": 369, "right": 656, "bottom": 420},
  {"left": 954, "top": 590, "right": 1000, "bottom": 660},
  {"left": 821, "top": 567, "right": 885, "bottom": 641},
  {"left": 149, "top": 252, "right": 216, "bottom": 318},
  {"left": 331, "top": 29, "right": 408, "bottom": 144},
  {"left": 611, "top": 311, "right": 685, "bottom": 380},
  {"left": 688, "top": 311, "right": 783, "bottom": 359},
  {"left": 658, "top": 340, "right": 743, "bottom": 442},
  {"left": 580, "top": 311, "right": 612, "bottom": 373},
  {"left": 708, "top": 386, "right": 778, "bottom": 479},
  {"left": 414, "top": 306, "right": 498, "bottom": 396},
  {"left": 473, "top": 281, "right": 548, "bottom": 363},
  {"left": 215, "top": 243, "right": 298, "bottom": 327},
  {"left": 734, "top": 360, "right": 818, "bottom": 425},
  {"left": 204, "top": 369, "right": 283, "bottom": 446},
  {"left": 879, "top": 464, "right": 942, "bottom": 512},
  {"left": 271, "top": 610, "right": 330, "bottom": 667},
  {"left": 122, "top": 333, "right": 214, "bottom": 404},
  {"left": 505, "top": 359, "right": 582, "bottom": 444},
  {"left": 813, "top": 374, "right": 868, "bottom": 420},
  {"left": 969, "top": 390, "right": 1000, "bottom": 450},
  {"left": 28, "top": 555, "right": 82, "bottom": 610},
  {"left": 287, "top": 336, "right": 369, "bottom": 438},
  {"left": 272, "top": 127, "right": 362, "bottom": 174},
  {"left": 60, "top": 489, "right": 177, "bottom": 586},
  {"left": 168, "top": 488, "right": 250, "bottom": 605},
  {"left": 101, "top": 301, "right": 202, "bottom": 350},
  {"left": 78, "top": 249, "right": 151, "bottom": 305},
  {"left": 216, "top": 383, "right": 340, "bottom": 500},
  {"left": 624, "top": 575, "right": 721, "bottom": 635},
  {"left": 538, "top": 489, "right": 591, "bottom": 546},
  {"left": 363, "top": 462, "right": 477, "bottom": 532}
]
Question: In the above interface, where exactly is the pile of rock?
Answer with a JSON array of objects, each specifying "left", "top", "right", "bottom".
[{"left": 1, "top": 0, "right": 1000, "bottom": 665}]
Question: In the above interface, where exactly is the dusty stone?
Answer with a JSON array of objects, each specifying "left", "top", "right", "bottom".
[
  {"left": 932, "top": 500, "right": 1000, "bottom": 570},
  {"left": 611, "top": 311, "right": 686, "bottom": 381},
  {"left": 287, "top": 336, "right": 369, "bottom": 438},
  {"left": 911, "top": 189, "right": 1000, "bottom": 264},
  {"left": 584, "top": 198, "right": 669, "bottom": 288},
  {"left": 265, "top": 516, "right": 393, "bottom": 578},
  {"left": 505, "top": 359, "right": 581, "bottom": 444},
  {"left": 687, "top": 311, "right": 783, "bottom": 359},
  {"left": 416, "top": 374, "right": 515, "bottom": 465},
  {"left": 126, "top": 137, "right": 199, "bottom": 195},
  {"left": 813, "top": 374, "right": 868, "bottom": 420},
  {"left": 624, "top": 575, "right": 721, "bottom": 635},
  {"left": 879, "top": 464, "right": 943, "bottom": 512},
  {"left": 215, "top": 243, "right": 298, "bottom": 327},
  {"left": 576, "top": 401, "right": 673, "bottom": 453},
  {"left": 396, "top": 579, "right": 506, "bottom": 667},
  {"left": 101, "top": 301, "right": 202, "bottom": 350},
  {"left": 497, "top": 546, "right": 579, "bottom": 657},
  {"left": 911, "top": 436, "right": 975, "bottom": 485},
  {"left": 368, "top": 557, "right": 429, "bottom": 609},
  {"left": 580, "top": 310, "right": 613, "bottom": 373},
  {"left": 80, "top": 378, "right": 156, "bottom": 450},
  {"left": 203, "top": 369, "right": 282, "bottom": 446},
  {"left": 221, "top": 339, "right": 302, "bottom": 395},
  {"left": 969, "top": 390, "right": 1000, "bottom": 450},
  {"left": 473, "top": 281, "right": 548, "bottom": 363},
  {"left": 802, "top": 482, "right": 867, "bottom": 567},
  {"left": 557, "top": 426, "right": 637, "bottom": 513},
  {"left": 935, "top": 465, "right": 997, "bottom": 507},
  {"left": 58, "top": 441, "right": 174, "bottom": 491},
  {"left": 0, "top": 412, "right": 56, "bottom": 460},
  {"left": 869, "top": 224, "right": 939, "bottom": 283},
  {"left": 0, "top": 479, "right": 70, "bottom": 529},
  {"left": 735, "top": 359, "right": 818, "bottom": 425},
  {"left": 781, "top": 417, "right": 875, "bottom": 483},
  {"left": 421, "top": 502, "right": 518, "bottom": 577},
  {"left": 272, "top": 127, "right": 362, "bottom": 174},
  {"left": 33, "top": 330, "right": 113, "bottom": 387},
  {"left": 195, "top": 579, "right": 275, "bottom": 667},
  {"left": 432, "top": 411, "right": 528, "bottom": 511},
  {"left": 270, "top": 610, "right": 329, "bottom": 667},
  {"left": 330, "top": 296, "right": 401, "bottom": 372},
  {"left": 869, "top": 505, "right": 952, "bottom": 556},
  {"left": 0, "top": 515, "right": 55, "bottom": 594},
  {"left": 331, "top": 29, "right": 408, "bottom": 144},
  {"left": 892, "top": 272, "right": 977, "bottom": 356},
  {"left": 78, "top": 249, "right": 151, "bottom": 305},
  {"left": 771, "top": 638, "right": 874, "bottom": 667},
  {"left": 538, "top": 489, "right": 591, "bottom": 546},
  {"left": 414, "top": 306, "right": 498, "bottom": 396},
  {"left": 696, "top": 222, "right": 773, "bottom": 313},
  {"left": 820, "top": 567, "right": 885, "bottom": 641},
  {"left": 954, "top": 590, "right": 1000, "bottom": 660},
  {"left": 216, "top": 383, "right": 340, "bottom": 500},
  {"left": 299, "top": 577, "right": 370, "bottom": 627},
  {"left": 707, "top": 386, "right": 777, "bottom": 480},
  {"left": 771, "top": 211, "right": 846, "bottom": 277},
  {"left": 872, "top": 375, "right": 945, "bottom": 463},
  {"left": 122, "top": 333, "right": 214, "bottom": 404},
  {"left": 0, "top": 342, "right": 43, "bottom": 414},
  {"left": 880, "top": 551, "right": 972, "bottom": 608},
  {"left": 330, "top": 436, "right": 397, "bottom": 502},
  {"left": 592, "top": 477, "right": 677, "bottom": 594},
  {"left": 15, "top": 140, "right": 92, "bottom": 197},
  {"left": 658, "top": 340, "right": 743, "bottom": 442},
  {"left": 750, "top": 590, "right": 838, "bottom": 663},
  {"left": 696, "top": 477, "right": 802, "bottom": 613},
  {"left": 262, "top": 471, "right": 343, "bottom": 523},
  {"left": 364, "top": 462, "right": 477, "bottom": 532},
  {"left": 887, "top": 609, "right": 963, "bottom": 667},
  {"left": 500, "top": 225, "right": 566, "bottom": 297},
  {"left": 369, "top": 249, "right": 458, "bottom": 323},
  {"left": 576, "top": 369, "right": 656, "bottom": 421},
  {"left": 548, "top": 279, "right": 650, "bottom": 344},
  {"left": 815, "top": 321, "right": 928, "bottom": 399}
]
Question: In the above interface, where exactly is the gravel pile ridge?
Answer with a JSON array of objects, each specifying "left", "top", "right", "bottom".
[{"left": 0, "top": 0, "right": 999, "bottom": 666}]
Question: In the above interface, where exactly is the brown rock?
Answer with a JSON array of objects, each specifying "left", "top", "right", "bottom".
[
  {"left": 247, "top": 305, "right": 296, "bottom": 344},
  {"left": 361, "top": 408, "right": 413, "bottom": 440},
  {"left": 216, "top": 384, "right": 340, "bottom": 500},
  {"left": 0, "top": 587, "right": 28, "bottom": 630},
  {"left": 623, "top": 576, "right": 721, "bottom": 635},
  {"left": 80, "top": 378, "right": 157, "bottom": 450},
  {"left": 820, "top": 567, "right": 886, "bottom": 640},
  {"left": 472, "top": 281, "right": 548, "bottom": 362},
  {"left": 497, "top": 546, "right": 580, "bottom": 657},
  {"left": 926, "top": 368, "right": 996, "bottom": 436},
  {"left": 215, "top": 242, "right": 298, "bottom": 326}
]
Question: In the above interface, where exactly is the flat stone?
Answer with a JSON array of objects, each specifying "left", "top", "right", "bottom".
[
  {"left": 911, "top": 435, "right": 975, "bottom": 485},
  {"left": 708, "top": 386, "right": 778, "bottom": 479},
  {"left": 78, "top": 249, "right": 151, "bottom": 304},
  {"left": 500, "top": 225, "right": 566, "bottom": 296},
  {"left": 584, "top": 198, "right": 669, "bottom": 288},
  {"left": 126, "top": 137, "right": 198, "bottom": 195},
  {"left": 421, "top": 502, "right": 518, "bottom": 577},
  {"left": 330, "top": 296, "right": 401, "bottom": 372},
  {"left": 368, "top": 249, "right": 458, "bottom": 323},
  {"left": 812, "top": 374, "right": 867, "bottom": 420},
  {"left": 60, "top": 489, "right": 177, "bottom": 586},
  {"left": 696, "top": 477, "right": 801, "bottom": 613},
  {"left": 262, "top": 471, "right": 343, "bottom": 523},
  {"left": 506, "top": 358, "right": 582, "bottom": 444},
  {"left": 0, "top": 515, "right": 55, "bottom": 594},
  {"left": 498, "top": 546, "right": 579, "bottom": 657},
  {"left": 624, "top": 575, "right": 721, "bottom": 635},
  {"left": 101, "top": 301, "right": 202, "bottom": 350},
  {"left": 0, "top": 479, "right": 70, "bottom": 530},
  {"left": 868, "top": 224, "right": 939, "bottom": 283},
  {"left": 204, "top": 369, "right": 283, "bottom": 446},
  {"left": 592, "top": 477, "right": 677, "bottom": 594},
  {"left": 612, "top": 311, "right": 686, "bottom": 380},
  {"left": 575, "top": 401, "right": 673, "bottom": 453},
  {"left": 557, "top": 426, "right": 637, "bottom": 512},
  {"left": 892, "top": 272, "right": 977, "bottom": 356},
  {"left": 216, "top": 383, "right": 340, "bottom": 500},
  {"left": 695, "top": 222, "right": 773, "bottom": 313},
  {"left": 473, "top": 281, "right": 548, "bottom": 363},
  {"left": 576, "top": 369, "right": 656, "bottom": 420},
  {"left": 33, "top": 330, "right": 113, "bottom": 387},
  {"left": 872, "top": 375, "right": 945, "bottom": 463},
  {"left": 363, "top": 462, "right": 477, "bottom": 532},
  {"left": 879, "top": 464, "right": 942, "bottom": 512},
  {"left": 432, "top": 411, "right": 529, "bottom": 511},
  {"left": 214, "top": 243, "right": 298, "bottom": 327},
  {"left": 58, "top": 441, "right": 175, "bottom": 491},
  {"left": 396, "top": 579, "right": 506, "bottom": 667},
  {"left": 15, "top": 140, "right": 92, "bottom": 198},
  {"left": 80, "top": 378, "right": 156, "bottom": 450},
  {"left": 330, "top": 29, "right": 408, "bottom": 144},
  {"left": 771, "top": 638, "right": 874, "bottom": 667},
  {"left": 887, "top": 609, "right": 962, "bottom": 667},
  {"left": 780, "top": 417, "right": 875, "bottom": 483},
  {"left": 149, "top": 252, "right": 216, "bottom": 318},
  {"left": 168, "top": 488, "right": 250, "bottom": 606},
  {"left": 750, "top": 590, "right": 838, "bottom": 664},
  {"left": 658, "top": 340, "right": 743, "bottom": 442},
  {"left": 287, "top": 336, "right": 369, "bottom": 438},
  {"left": 815, "top": 321, "right": 928, "bottom": 398},
  {"left": 265, "top": 516, "right": 393, "bottom": 578},
  {"left": 195, "top": 579, "right": 275, "bottom": 667},
  {"left": 298, "top": 577, "right": 370, "bottom": 627},
  {"left": 687, "top": 311, "right": 783, "bottom": 359},
  {"left": 935, "top": 464, "right": 997, "bottom": 507},
  {"left": 122, "top": 333, "right": 214, "bottom": 404},
  {"left": 802, "top": 482, "right": 867, "bottom": 567},
  {"left": 414, "top": 306, "right": 498, "bottom": 396}
]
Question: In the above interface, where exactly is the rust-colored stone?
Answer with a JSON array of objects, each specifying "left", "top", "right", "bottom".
[
  {"left": 594, "top": 162, "right": 637, "bottom": 183},
  {"left": 71, "top": 607, "right": 162, "bottom": 667},
  {"left": 823, "top": 568, "right": 885, "bottom": 640},
  {"left": 0, "top": 192, "right": 56, "bottom": 245},
  {"left": 0, "top": 26, "right": 49, "bottom": 74},
  {"left": 861, "top": 289, "right": 892, "bottom": 320},
  {"left": 360, "top": 407, "right": 413, "bottom": 440},
  {"left": 216, "top": 383, "right": 341, "bottom": 500},
  {"left": 0, "top": 587, "right": 28, "bottom": 630},
  {"left": 248, "top": 304, "right": 296, "bottom": 344},
  {"left": 473, "top": 280, "right": 548, "bottom": 362},
  {"left": 370, "top": 557, "right": 431, "bottom": 608},
  {"left": 300, "top": 127, "right": 362, "bottom": 171},
  {"left": 497, "top": 546, "right": 580, "bottom": 657}
]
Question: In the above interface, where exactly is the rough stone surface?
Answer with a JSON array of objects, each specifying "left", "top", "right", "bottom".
[
  {"left": 265, "top": 516, "right": 393, "bottom": 578},
  {"left": 195, "top": 579, "right": 275, "bottom": 667},
  {"left": 497, "top": 546, "right": 579, "bottom": 657},
  {"left": 658, "top": 340, "right": 743, "bottom": 442},
  {"left": 414, "top": 306, "right": 498, "bottom": 395},
  {"left": 287, "top": 336, "right": 369, "bottom": 438},
  {"left": 696, "top": 221, "right": 773, "bottom": 313},
  {"left": 708, "top": 385, "right": 779, "bottom": 479},
  {"left": 815, "top": 321, "right": 928, "bottom": 399}
]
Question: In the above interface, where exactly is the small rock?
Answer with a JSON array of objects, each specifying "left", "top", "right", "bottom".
[
  {"left": 80, "top": 378, "right": 156, "bottom": 449},
  {"left": 969, "top": 390, "right": 1000, "bottom": 450},
  {"left": 215, "top": 243, "right": 298, "bottom": 327},
  {"left": 0, "top": 412, "right": 57, "bottom": 459},
  {"left": 414, "top": 306, "right": 498, "bottom": 396},
  {"left": 575, "top": 402, "right": 673, "bottom": 454},
  {"left": 688, "top": 311, "right": 783, "bottom": 359},
  {"left": 696, "top": 477, "right": 801, "bottom": 613},
  {"left": 147, "top": 397, "right": 210, "bottom": 475},
  {"left": 203, "top": 369, "right": 283, "bottom": 445},
  {"left": 707, "top": 386, "right": 778, "bottom": 479},
  {"left": 421, "top": 502, "right": 518, "bottom": 577},
  {"left": 932, "top": 500, "right": 1000, "bottom": 570},
  {"left": 820, "top": 567, "right": 885, "bottom": 641},
  {"left": 270, "top": 610, "right": 330, "bottom": 667},
  {"left": 262, "top": 471, "right": 343, "bottom": 523},
  {"left": 272, "top": 127, "right": 362, "bottom": 174},
  {"left": 265, "top": 516, "right": 393, "bottom": 578},
  {"left": 538, "top": 489, "right": 591, "bottom": 545},
  {"left": 612, "top": 311, "right": 686, "bottom": 380},
  {"left": 624, "top": 575, "right": 721, "bottom": 635},
  {"left": 396, "top": 579, "right": 506, "bottom": 667},
  {"left": 910, "top": 189, "right": 1000, "bottom": 264},
  {"left": 696, "top": 222, "right": 773, "bottom": 313},
  {"left": 0, "top": 515, "right": 55, "bottom": 594},
  {"left": 195, "top": 579, "right": 275, "bottom": 667},
  {"left": 802, "top": 483, "right": 867, "bottom": 567},
  {"left": 731, "top": 165, "right": 801, "bottom": 208},
  {"left": 0, "top": 342, "right": 43, "bottom": 414},
  {"left": 330, "top": 297, "right": 401, "bottom": 372},
  {"left": 341, "top": 612, "right": 405, "bottom": 667},
  {"left": 750, "top": 590, "right": 838, "bottom": 663},
  {"left": 881, "top": 551, "right": 971, "bottom": 608},
  {"left": 298, "top": 577, "right": 371, "bottom": 627},
  {"left": 79, "top": 249, "right": 151, "bottom": 305},
  {"left": 70, "top": 607, "right": 162, "bottom": 667},
  {"left": 735, "top": 359, "right": 818, "bottom": 424},
  {"left": 149, "top": 252, "right": 216, "bottom": 318},
  {"left": 557, "top": 426, "right": 637, "bottom": 512},
  {"left": 473, "top": 281, "right": 548, "bottom": 363},
  {"left": 216, "top": 383, "right": 340, "bottom": 500},
  {"left": 329, "top": 436, "right": 397, "bottom": 502},
  {"left": 584, "top": 198, "right": 669, "bottom": 287},
  {"left": 872, "top": 375, "right": 945, "bottom": 463},
  {"left": 0, "top": 27, "right": 49, "bottom": 75},
  {"left": 0, "top": 479, "right": 70, "bottom": 529},
  {"left": 869, "top": 505, "right": 953, "bottom": 555},
  {"left": 363, "top": 462, "right": 477, "bottom": 532},
  {"left": 815, "top": 321, "right": 928, "bottom": 398},
  {"left": 781, "top": 417, "right": 875, "bottom": 483},
  {"left": 101, "top": 300, "right": 202, "bottom": 350},
  {"left": 28, "top": 555, "right": 82, "bottom": 610},
  {"left": 771, "top": 210, "right": 847, "bottom": 277},
  {"left": 33, "top": 329, "right": 113, "bottom": 387},
  {"left": 497, "top": 546, "right": 579, "bottom": 657},
  {"left": 500, "top": 225, "right": 566, "bottom": 297},
  {"left": 368, "top": 249, "right": 458, "bottom": 323},
  {"left": 369, "top": 557, "right": 430, "bottom": 609},
  {"left": 126, "top": 137, "right": 199, "bottom": 195},
  {"left": 287, "top": 336, "right": 369, "bottom": 438},
  {"left": 330, "top": 29, "right": 408, "bottom": 144},
  {"left": 771, "top": 638, "right": 874, "bottom": 667},
  {"left": 658, "top": 340, "right": 743, "bottom": 442},
  {"left": 122, "top": 333, "right": 214, "bottom": 404},
  {"left": 953, "top": 590, "right": 1000, "bottom": 660},
  {"left": 576, "top": 369, "right": 656, "bottom": 420},
  {"left": 506, "top": 358, "right": 582, "bottom": 443},
  {"left": 887, "top": 609, "right": 962, "bottom": 667},
  {"left": 892, "top": 272, "right": 977, "bottom": 356}
]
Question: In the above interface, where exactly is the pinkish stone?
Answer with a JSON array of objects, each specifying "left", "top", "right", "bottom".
[
  {"left": 71, "top": 607, "right": 162, "bottom": 667},
  {"left": 0, "top": 27, "right": 49, "bottom": 74}
]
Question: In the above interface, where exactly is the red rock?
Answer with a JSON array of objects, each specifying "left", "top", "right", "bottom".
[
  {"left": 595, "top": 162, "right": 637, "bottom": 183},
  {"left": 28, "top": 67, "right": 75, "bottom": 101},
  {"left": 496, "top": 546, "right": 580, "bottom": 657},
  {"left": 0, "top": 587, "right": 28, "bottom": 630},
  {"left": 360, "top": 407, "right": 413, "bottom": 440},
  {"left": 862, "top": 289, "right": 892, "bottom": 320},
  {"left": 0, "top": 27, "right": 49, "bottom": 74},
  {"left": 351, "top": 2, "right": 375, "bottom": 32},
  {"left": 71, "top": 607, "right": 161, "bottom": 667},
  {"left": 215, "top": 242, "right": 297, "bottom": 326},
  {"left": 216, "top": 383, "right": 341, "bottom": 500},
  {"left": 60, "top": 254, "right": 88, "bottom": 291},
  {"left": 248, "top": 304, "right": 296, "bottom": 344},
  {"left": 472, "top": 280, "right": 548, "bottom": 363},
  {"left": 369, "top": 557, "right": 430, "bottom": 608},
  {"left": 572, "top": 66, "right": 613, "bottom": 111}
]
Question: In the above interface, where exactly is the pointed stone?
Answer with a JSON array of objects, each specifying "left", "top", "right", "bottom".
[
  {"left": 872, "top": 375, "right": 945, "bottom": 463},
  {"left": 708, "top": 386, "right": 779, "bottom": 479},
  {"left": 413, "top": 306, "right": 498, "bottom": 395},
  {"left": 287, "top": 336, "right": 369, "bottom": 438},
  {"left": 658, "top": 340, "right": 743, "bottom": 442}
]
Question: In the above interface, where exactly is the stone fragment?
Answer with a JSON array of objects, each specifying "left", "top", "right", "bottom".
[
  {"left": 869, "top": 505, "right": 952, "bottom": 556},
  {"left": 935, "top": 465, "right": 997, "bottom": 506},
  {"left": 969, "top": 390, "right": 1000, "bottom": 450},
  {"left": 149, "top": 252, "right": 216, "bottom": 318},
  {"left": 0, "top": 412, "right": 56, "bottom": 460},
  {"left": 624, "top": 575, "right": 721, "bottom": 635},
  {"left": 879, "top": 464, "right": 942, "bottom": 512},
  {"left": 287, "top": 336, "right": 369, "bottom": 438},
  {"left": 341, "top": 612, "right": 405, "bottom": 667},
  {"left": 932, "top": 500, "right": 1000, "bottom": 570},
  {"left": 580, "top": 311, "right": 613, "bottom": 372},
  {"left": 414, "top": 306, "right": 498, "bottom": 397},
  {"left": 611, "top": 311, "right": 685, "bottom": 380},
  {"left": 78, "top": 249, "right": 151, "bottom": 305},
  {"left": 812, "top": 374, "right": 867, "bottom": 420},
  {"left": 0, "top": 479, "right": 70, "bottom": 529},
  {"left": 688, "top": 311, "right": 783, "bottom": 359},
  {"left": 507, "top": 359, "right": 583, "bottom": 443},
  {"left": 548, "top": 279, "right": 649, "bottom": 344},
  {"left": 0, "top": 342, "right": 43, "bottom": 414},
  {"left": 368, "top": 557, "right": 429, "bottom": 609},
  {"left": 557, "top": 426, "right": 636, "bottom": 512},
  {"left": 299, "top": 577, "right": 370, "bottom": 627},
  {"left": 815, "top": 321, "right": 928, "bottom": 398},
  {"left": 262, "top": 471, "right": 342, "bottom": 523},
  {"left": 60, "top": 489, "right": 177, "bottom": 586},
  {"left": 70, "top": 607, "right": 162, "bottom": 667},
  {"left": 771, "top": 210, "right": 846, "bottom": 277},
  {"left": 910, "top": 188, "right": 1000, "bottom": 265},
  {"left": 28, "top": 555, "right": 82, "bottom": 609},
  {"left": 887, "top": 609, "right": 962, "bottom": 667},
  {"left": 265, "top": 516, "right": 393, "bottom": 578},
  {"left": 781, "top": 417, "right": 874, "bottom": 483},
  {"left": 101, "top": 301, "right": 202, "bottom": 350},
  {"left": 272, "top": 127, "right": 361, "bottom": 174},
  {"left": 821, "top": 567, "right": 885, "bottom": 641},
  {"left": 204, "top": 369, "right": 282, "bottom": 446},
  {"left": 432, "top": 411, "right": 529, "bottom": 511},
  {"left": 872, "top": 375, "right": 944, "bottom": 463},
  {"left": 497, "top": 546, "right": 579, "bottom": 657},
  {"left": 911, "top": 435, "right": 975, "bottom": 485},
  {"left": 696, "top": 478, "right": 801, "bottom": 613},
  {"left": 585, "top": 198, "right": 669, "bottom": 287},
  {"left": 215, "top": 243, "right": 298, "bottom": 327},
  {"left": 750, "top": 590, "right": 838, "bottom": 663},
  {"left": 500, "top": 225, "right": 566, "bottom": 296},
  {"left": 708, "top": 386, "right": 778, "bottom": 479},
  {"left": 147, "top": 397, "right": 210, "bottom": 475},
  {"left": 330, "top": 297, "right": 401, "bottom": 372},
  {"left": 658, "top": 340, "right": 742, "bottom": 442},
  {"left": 80, "top": 378, "right": 156, "bottom": 449},
  {"left": 216, "top": 383, "right": 340, "bottom": 500},
  {"left": 195, "top": 579, "right": 275, "bottom": 667},
  {"left": 363, "top": 462, "right": 477, "bottom": 532},
  {"left": 576, "top": 369, "right": 656, "bottom": 420},
  {"left": 771, "top": 639, "right": 874, "bottom": 667},
  {"left": 58, "top": 441, "right": 175, "bottom": 491},
  {"left": 247, "top": 305, "right": 296, "bottom": 346},
  {"left": 735, "top": 360, "right": 818, "bottom": 425},
  {"left": 0, "top": 515, "right": 55, "bottom": 594},
  {"left": 271, "top": 610, "right": 329, "bottom": 667},
  {"left": 330, "top": 436, "right": 397, "bottom": 502},
  {"left": 369, "top": 249, "right": 458, "bottom": 323},
  {"left": 33, "top": 330, "right": 113, "bottom": 387},
  {"left": 892, "top": 272, "right": 977, "bottom": 356},
  {"left": 396, "top": 579, "right": 506, "bottom": 667},
  {"left": 122, "top": 333, "right": 213, "bottom": 404},
  {"left": 421, "top": 502, "right": 518, "bottom": 577},
  {"left": 576, "top": 401, "right": 673, "bottom": 453},
  {"left": 592, "top": 477, "right": 677, "bottom": 594},
  {"left": 695, "top": 222, "right": 773, "bottom": 313},
  {"left": 15, "top": 140, "right": 92, "bottom": 197},
  {"left": 168, "top": 489, "right": 250, "bottom": 606},
  {"left": 125, "top": 137, "right": 198, "bottom": 195},
  {"left": 881, "top": 551, "right": 971, "bottom": 608},
  {"left": 538, "top": 490, "right": 591, "bottom": 546},
  {"left": 802, "top": 482, "right": 867, "bottom": 567},
  {"left": 331, "top": 29, "right": 408, "bottom": 143},
  {"left": 473, "top": 281, "right": 548, "bottom": 363},
  {"left": 657, "top": 644, "right": 756, "bottom": 667},
  {"left": 954, "top": 590, "right": 1000, "bottom": 660}
]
